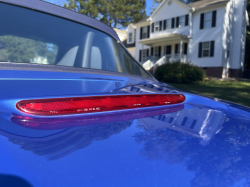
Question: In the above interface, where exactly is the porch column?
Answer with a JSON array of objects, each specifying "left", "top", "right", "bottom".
[
  {"left": 153, "top": 43, "right": 156, "bottom": 74},
  {"left": 179, "top": 39, "right": 183, "bottom": 61},
  {"left": 142, "top": 44, "right": 144, "bottom": 62},
  {"left": 164, "top": 41, "right": 167, "bottom": 63},
  {"left": 164, "top": 41, "right": 167, "bottom": 55}
]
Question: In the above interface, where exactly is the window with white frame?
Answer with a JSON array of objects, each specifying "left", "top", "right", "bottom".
[
  {"left": 202, "top": 42, "right": 210, "bottom": 57},
  {"left": 166, "top": 19, "right": 172, "bottom": 29},
  {"left": 154, "top": 22, "right": 159, "bottom": 32},
  {"left": 142, "top": 27, "right": 147, "bottom": 39},
  {"left": 128, "top": 33, "right": 132, "bottom": 42},
  {"left": 204, "top": 12, "right": 212, "bottom": 28},
  {"left": 140, "top": 49, "right": 148, "bottom": 62},
  {"left": 179, "top": 16, "right": 185, "bottom": 27}
]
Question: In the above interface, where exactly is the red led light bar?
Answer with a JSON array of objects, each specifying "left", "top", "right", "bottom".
[{"left": 16, "top": 94, "right": 185, "bottom": 116}]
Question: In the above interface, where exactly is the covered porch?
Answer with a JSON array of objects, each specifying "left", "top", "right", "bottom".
[{"left": 139, "top": 33, "right": 190, "bottom": 72}]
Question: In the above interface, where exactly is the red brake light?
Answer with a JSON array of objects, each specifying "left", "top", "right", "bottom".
[{"left": 16, "top": 94, "right": 185, "bottom": 116}]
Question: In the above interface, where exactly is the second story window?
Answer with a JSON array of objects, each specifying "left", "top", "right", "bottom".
[
  {"left": 200, "top": 11, "right": 217, "bottom": 29},
  {"left": 179, "top": 16, "right": 185, "bottom": 27},
  {"left": 128, "top": 33, "right": 132, "bottom": 42},
  {"left": 204, "top": 12, "right": 212, "bottom": 28},
  {"left": 142, "top": 27, "right": 147, "bottom": 39},
  {"left": 154, "top": 22, "right": 159, "bottom": 32},
  {"left": 166, "top": 19, "right": 172, "bottom": 29}
]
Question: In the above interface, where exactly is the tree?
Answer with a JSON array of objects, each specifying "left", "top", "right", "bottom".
[
  {"left": 150, "top": 0, "right": 201, "bottom": 14},
  {"left": 99, "top": 0, "right": 146, "bottom": 28},
  {"left": 64, "top": 0, "right": 147, "bottom": 28},
  {"left": 64, "top": 0, "right": 100, "bottom": 18}
]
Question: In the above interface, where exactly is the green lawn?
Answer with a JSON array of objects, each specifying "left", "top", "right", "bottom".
[{"left": 168, "top": 79, "right": 250, "bottom": 107}]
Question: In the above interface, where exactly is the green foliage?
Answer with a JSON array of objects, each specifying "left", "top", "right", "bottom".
[
  {"left": 64, "top": 0, "right": 146, "bottom": 28},
  {"left": 154, "top": 61, "right": 206, "bottom": 83},
  {"left": 63, "top": 0, "right": 100, "bottom": 18}
]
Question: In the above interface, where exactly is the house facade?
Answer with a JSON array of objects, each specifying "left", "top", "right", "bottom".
[{"left": 125, "top": 0, "right": 249, "bottom": 78}]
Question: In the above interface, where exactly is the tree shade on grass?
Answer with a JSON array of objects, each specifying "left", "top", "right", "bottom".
[{"left": 168, "top": 79, "right": 250, "bottom": 107}]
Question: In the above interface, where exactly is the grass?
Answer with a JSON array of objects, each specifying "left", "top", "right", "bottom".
[{"left": 168, "top": 79, "right": 250, "bottom": 107}]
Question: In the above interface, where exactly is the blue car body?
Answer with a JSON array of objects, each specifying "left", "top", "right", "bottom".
[{"left": 0, "top": 0, "right": 250, "bottom": 187}]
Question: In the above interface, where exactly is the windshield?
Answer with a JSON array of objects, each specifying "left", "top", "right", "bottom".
[{"left": 0, "top": 2, "right": 151, "bottom": 78}]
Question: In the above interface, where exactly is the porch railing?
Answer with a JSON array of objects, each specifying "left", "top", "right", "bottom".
[{"left": 142, "top": 54, "right": 187, "bottom": 72}]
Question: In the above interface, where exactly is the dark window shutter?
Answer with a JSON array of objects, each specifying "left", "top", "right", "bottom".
[
  {"left": 147, "top": 49, "right": 149, "bottom": 56},
  {"left": 167, "top": 45, "right": 172, "bottom": 54},
  {"left": 158, "top": 46, "right": 161, "bottom": 57},
  {"left": 176, "top": 17, "right": 179, "bottom": 28},
  {"left": 147, "top": 26, "right": 150, "bottom": 38},
  {"left": 140, "top": 27, "right": 142, "bottom": 39},
  {"left": 164, "top": 46, "right": 167, "bottom": 55},
  {"left": 172, "top": 18, "right": 175, "bottom": 28},
  {"left": 200, "top": 13, "right": 204, "bottom": 29},
  {"left": 175, "top": 44, "right": 179, "bottom": 54},
  {"left": 151, "top": 23, "right": 154, "bottom": 33},
  {"left": 210, "top": 41, "right": 215, "bottom": 57},
  {"left": 198, "top": 42, "right": 203, "bottom": 58},
  {"left": 184, "top": 43, "right": 188, "bottom": 55},
  {"left": 185, "top": 14, "right": 189, "bottom": 26},
  {"left": 139, "top": 50, "right": 142, "bottom": 61},
  {"left": 163, "top": 20, "right": 166, "bottom": 30},
  {"left": 159, "top": 21, "right": 162, "bottom": 31},
  {"left": 212, "top": 11, "right": 217, "bottom": 27},
  {"left": 151, "top": 47, "right": 154, "bottom": 56}
]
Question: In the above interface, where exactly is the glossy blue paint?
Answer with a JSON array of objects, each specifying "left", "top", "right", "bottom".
[
  {"left": 0, "top": 1, "right": 250, "bottom": 186},
  {"left": 0, "top": 68, "right": 250, "bottom": 187}
]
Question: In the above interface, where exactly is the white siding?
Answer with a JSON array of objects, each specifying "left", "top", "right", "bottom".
[
  {"left": 127, "top": 47, "right": 136, "bottom": 58},
  {"left": 151, "top": 0, "right": 190, "bottom": 37},
  {"left": 188, "top": 6, "right": 225, "bottom": 67}
]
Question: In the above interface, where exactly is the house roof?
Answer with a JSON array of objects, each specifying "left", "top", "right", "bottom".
[
  {"left": 188, "top": 0, "right": 229, "bottom": 10},
  {"left": 136, "top": 0, "right": 229, "bottom": 25},
  {"left": 113, "top": 28, "right": 127, "bottom": 35},
  {"left": 139, "top": 33, "right": 189, "bottom": 45},
  {"left": 135, "top": 16, "right": 149, "bottom": 25}
]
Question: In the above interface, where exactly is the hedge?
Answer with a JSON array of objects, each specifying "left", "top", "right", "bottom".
[{"left": 154, "top": 61, "right": 206, "bottom": 83}]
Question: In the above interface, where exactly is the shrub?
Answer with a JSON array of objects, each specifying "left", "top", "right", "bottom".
[{"left": 154, "top": 61, "right": 206, "bottom": 83}]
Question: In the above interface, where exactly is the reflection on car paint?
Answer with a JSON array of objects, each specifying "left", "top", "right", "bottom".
[
  {"left": 140, "top": 106, "right": 226, "bottom": 145},
  {"left": 11, "top": 105, "right": 184, "bottom": 130}
]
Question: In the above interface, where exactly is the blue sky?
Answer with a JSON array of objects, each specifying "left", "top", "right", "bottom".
[{"left": 146, "top": 0, "right": 153, "bottom": 15}]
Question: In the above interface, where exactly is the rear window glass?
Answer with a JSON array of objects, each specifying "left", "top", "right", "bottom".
[
  {"left": 0, "top": 2, "right": 151, "bottom": 78},
  {"left": 0, "top": 35, "right": 58, "bottom": 64}
]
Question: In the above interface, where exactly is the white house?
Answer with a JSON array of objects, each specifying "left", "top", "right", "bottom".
[
  {"left": 113, "top": 28, "right": 127, "bottom": 42},
  {"left": 125, "top": 0, "right": 249, "bottom": 78}
]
